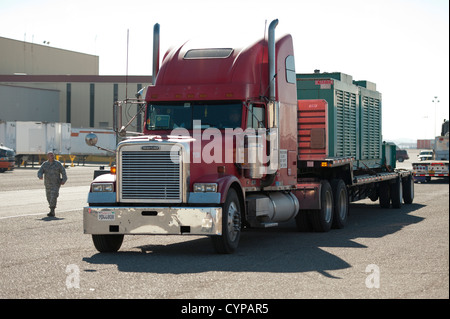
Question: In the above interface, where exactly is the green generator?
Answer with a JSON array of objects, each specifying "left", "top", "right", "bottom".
[{"left": 296, "top": 72, "right": 383, "bottom": 169}]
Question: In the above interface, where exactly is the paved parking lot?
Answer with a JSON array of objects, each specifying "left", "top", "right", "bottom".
[{"left": 0, "top": 154, "right": 448, "bottom": 301}]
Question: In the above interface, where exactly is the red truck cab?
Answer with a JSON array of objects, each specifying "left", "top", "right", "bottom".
[{"left": 84, "top": 20, "right": 301, "bottom": 253}]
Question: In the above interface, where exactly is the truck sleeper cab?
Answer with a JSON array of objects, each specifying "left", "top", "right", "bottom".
[{"left": 84, "top": 20, "right": 299, "bottom": 254}]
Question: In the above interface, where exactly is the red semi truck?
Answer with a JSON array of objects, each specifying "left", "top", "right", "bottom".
[{"left": 84, "top": 21, "right": 414, "bottom": 253}]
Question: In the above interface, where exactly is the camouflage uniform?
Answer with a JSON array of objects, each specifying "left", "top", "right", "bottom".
[{"left": 37, "top": 159, "right": 67, "bottom": 216}]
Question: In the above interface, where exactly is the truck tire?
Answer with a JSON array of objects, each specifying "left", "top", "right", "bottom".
[
  {"left": 310, "top": 180, "right": 333, "bottom": 232},
  {"left": 331, "top": 179, "right": 348, "bottom": 229},
  {"left": 379, "top": 181, "right": 391, "bottom": 208},
  {"left": 211, "top": 188, "right": 241, "bottom": 254},
  {"left": 402, "top": 175, "right": 414, "bottom": 204},
  {"left": 92, "top": 234, "right": 124, "bottom": 253},
  {"left": 391, "top": 177, "right": 402, "bottom": 209}
]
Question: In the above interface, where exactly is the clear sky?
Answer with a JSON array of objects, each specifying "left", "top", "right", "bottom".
[{"left": 1, "top": 0, "right": 448, "bottom": 141}]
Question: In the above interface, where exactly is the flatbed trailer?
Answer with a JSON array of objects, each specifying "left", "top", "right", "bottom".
[
  {"left": 412, "top": 160, "right": 449, "bottom": 182},
  {"left": 293, "top": 152, "right": 414, "bottom": 232}
]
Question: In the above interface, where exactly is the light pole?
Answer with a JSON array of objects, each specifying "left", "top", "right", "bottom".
[{"left": 432, "top": 96, "right": 440, "bottom": 137}]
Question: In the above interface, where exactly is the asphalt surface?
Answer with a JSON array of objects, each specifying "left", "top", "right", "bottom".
[{"left": 0, "top": 152, "right": 448, "bottom": 302}]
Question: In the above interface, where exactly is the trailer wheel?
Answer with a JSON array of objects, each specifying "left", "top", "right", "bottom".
[
  {"left": 211, "top": 188, "right": 241, "bottom": 254},
  {"left": 331, "top": 179, "right": 348, "bottom": 229},
  {"left": 391, "top": 177, "right": 403, "bottom": 209},
  {"left": 402, "top": 175, "right": 414, "bottom": 204},
  {"left": 310, "top": 180, "right": 333, "bottom": 232},
  {"left": 379, "top": 181, "right": 391, "bottom": 208},
  {"left": 92, "top": 234, "right": 124, "bottom": 253}
]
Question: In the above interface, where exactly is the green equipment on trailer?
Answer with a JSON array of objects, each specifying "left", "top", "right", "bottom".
[
  {"left": 296, "top": 72, "right": 382, "bottom": 169},
  {"left": 294, "top": 71, "right": 413, "bottom": 232}
]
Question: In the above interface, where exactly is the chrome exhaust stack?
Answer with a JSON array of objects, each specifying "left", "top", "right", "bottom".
[
  {"left": 268, "top": 19, "right": 278, "bottom": 101},
  {"left": 265, "top": 19, "right": 280, "bottom": 178},
  {"left": 152, "top": 23, "right": 160, "bottom": 85}
]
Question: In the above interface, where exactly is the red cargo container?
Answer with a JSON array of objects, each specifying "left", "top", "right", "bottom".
[{"left": 417, "top": 139, "right": 433, "bottom": 149}]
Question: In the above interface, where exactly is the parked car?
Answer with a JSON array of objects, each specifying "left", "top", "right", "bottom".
[
  {"left": 396, "top": 149, "right": 409, "bottom": 162},
  {"left": 417, "top": 150, "right": 434, "bottom": 161}
]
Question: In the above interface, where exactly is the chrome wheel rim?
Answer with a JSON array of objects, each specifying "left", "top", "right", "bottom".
[{"left": 227, "top": 202, "right": 240, "bottom": 241}]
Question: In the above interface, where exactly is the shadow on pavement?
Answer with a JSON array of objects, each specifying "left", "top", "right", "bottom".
[{"left": 83, "top": 202, "right": 425, "bottom": 277}]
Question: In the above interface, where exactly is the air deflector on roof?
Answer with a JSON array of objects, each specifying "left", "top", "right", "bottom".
[{"left": 184, "top": 48, "right": 233, "bottom": 59}]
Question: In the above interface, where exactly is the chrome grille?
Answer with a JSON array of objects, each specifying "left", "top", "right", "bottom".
[{"left": 120, "top": 150, "right": 181, "bottom": 202}]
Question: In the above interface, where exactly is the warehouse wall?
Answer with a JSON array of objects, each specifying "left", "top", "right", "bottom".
[
  {"left": 0, "top": 76, "right": 152, "bottom": 129},
  {"left": 0, "top": 36, "right": 152, "bottom": 130},
  {"left": 0, "top": 84, "right": 59, "bottom": 122},
  {"left": 0, "top": 37, "right": 99, "bottom": 75}
]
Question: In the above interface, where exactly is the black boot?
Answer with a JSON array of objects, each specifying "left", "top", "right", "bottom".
[{"left": 47, "top": 207, "right": 55, "bottom": 217}]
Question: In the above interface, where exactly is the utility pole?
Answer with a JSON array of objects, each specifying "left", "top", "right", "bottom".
[{"left": 432, "top": 96, "right": 440, "bottom": 138}]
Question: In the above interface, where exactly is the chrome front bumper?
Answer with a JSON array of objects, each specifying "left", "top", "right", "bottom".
[{"left": 83, "top": 206, "right": 222, "bottom": 236}]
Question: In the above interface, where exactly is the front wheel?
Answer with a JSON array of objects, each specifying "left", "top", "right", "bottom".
[
  {"left": 92, "top": 234, "right": 124, "bottom": 253},
  {"left": 211, "top": 188, "right": 241, "bottom": 254}
]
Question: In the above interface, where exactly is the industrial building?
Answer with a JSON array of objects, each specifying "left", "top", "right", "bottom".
[{"left": 0, "top": 36, "right": 152, "bottom": 130}]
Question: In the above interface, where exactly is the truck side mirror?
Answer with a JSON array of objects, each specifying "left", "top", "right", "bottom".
[
  {"left": 85, "top": 133, "right": 98, "bottom": 146},
  {"left": 113, "top": 101, "right": 122, "bottom": 134}
]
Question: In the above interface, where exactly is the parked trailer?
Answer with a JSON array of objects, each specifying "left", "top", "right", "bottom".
[
  {"left": 413, "top": 121, "right": 449, "bottom": 182},
  {"left": 412, "top": 161, "right": 449, "bottom": 182},
  {"left": 70, "top": 128, "right": 116, "bottom": 156},
  {"left": 0, "top": 121, "right": 71, "bottom": 166},
  {"left": 434, "top": 135, "right": 449, "bottom": 160},
  {"left": 83, "top": 21, "right": 415, "bottom": 254},
  {"left": 413, "top": 144, "right": 449, "bottom": 183}
]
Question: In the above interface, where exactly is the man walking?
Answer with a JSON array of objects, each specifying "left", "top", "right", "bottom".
[{"left": 37, "top": 151, "right": 68, "bottom": 217}]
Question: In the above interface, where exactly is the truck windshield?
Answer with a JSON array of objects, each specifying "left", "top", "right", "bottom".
[
  {"left": 145, "top": 102, "right": 242, "bottom": 130},
  {"left": 0, "top": 149, "right": 15, "bottom": 159}
]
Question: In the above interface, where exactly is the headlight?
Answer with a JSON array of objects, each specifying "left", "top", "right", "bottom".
[
  {"left": 92, "top": 183, "right": 114, "bottom": 192},
  {"left": 193, "top": 183, "right": 218, "bottom": 192}
]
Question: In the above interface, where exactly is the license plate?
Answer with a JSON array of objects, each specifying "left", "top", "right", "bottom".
[{"left": 98, "top": 211, "right": 115, "bottom": 221}]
